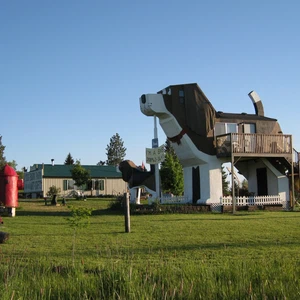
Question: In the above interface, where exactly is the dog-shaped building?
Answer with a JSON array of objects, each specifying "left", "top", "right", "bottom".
[{"left": 140, "top": 83, "right": 295, "bottom": 207}]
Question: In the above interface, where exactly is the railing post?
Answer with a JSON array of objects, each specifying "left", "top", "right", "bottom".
[{"left": 290, "top": 136, "right": 295, "bottom": 210}]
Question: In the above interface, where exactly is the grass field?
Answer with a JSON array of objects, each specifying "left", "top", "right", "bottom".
[{"left": 1, "top": 198, "right": 300, "bottom": 299}]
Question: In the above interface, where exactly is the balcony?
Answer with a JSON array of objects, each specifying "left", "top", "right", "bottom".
[{"left": 216, "top": 133, "right": 293, "bottom": 158}]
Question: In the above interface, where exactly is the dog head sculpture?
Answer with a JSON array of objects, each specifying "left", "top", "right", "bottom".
[
  {"left": 140, "top": 83, "right": 283, "bottom": 157},
  {"left": 118, "top": 160, "right": 156, "bottom": 192}
]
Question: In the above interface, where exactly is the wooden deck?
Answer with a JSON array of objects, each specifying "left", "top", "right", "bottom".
[{"left": 216, "top": 133, "right": 293, "bottom": 158}]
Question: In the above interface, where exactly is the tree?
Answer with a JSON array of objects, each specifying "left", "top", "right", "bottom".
[
  {"left": 47, "top": 185, "right": 61, "bottom": 197},
  {"left": 165, "top": 138, "right": 176, "bottom": 157},
  {"left": 106, "top": 133, "right": 126, "bottom": 166},
  {"left": 0, "top": 135, "right": 6, "bottom": 170},
  {"left": 17, "top": 171, "right": 24, "bottom": 180},
  {"left": 71, "top": 160, "right": 90, "bottom": 190},
  {"left": 222, "top": 166, "right": 230, "bottom": 196},
  {"left": 64, "top": 153, "right": 75, "bottom": 165},
  {"left": 241, "top": 179, "right": 248, "bottom": 190},
  {"left": 239, "top": 179, "right": 249, "bottom": 196},
  {"left": 231, "top": 176, "right": 241, "bottom": 197},
  {"left": 7, "top": 160, "right": 17, "bottom": 170},
  {"left": 7, "top": 160, "right": 24, "bottom": 179},
  {"left": 66, "top": 205, "right": 93, "bottom": 266},
  {"left": 97, "top": 160, "right": 106, "bottom": 166},
  {"left": 160, "top": 139, "right": 184, "bottom": 195}
]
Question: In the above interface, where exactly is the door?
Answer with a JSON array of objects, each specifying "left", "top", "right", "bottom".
[
  {"left": 256, "top": 168, "right": 268, "bottom": 196},
  {"left": 192, "top": 166, "right": 200, "bottom": 204},
  {"left": 243, "top": 124, "right": 256, "bottom": 152}
]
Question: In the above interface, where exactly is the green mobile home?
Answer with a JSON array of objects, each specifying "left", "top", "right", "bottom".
[{"left": 24, "top": 164, "right": 127, "bottom": 198}]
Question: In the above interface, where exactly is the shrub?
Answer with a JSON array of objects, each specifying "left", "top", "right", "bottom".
[
  {"left": 107, "top": 196, "right": 124, "bottom": 211},
  {"left": 46, "top": 185, "right": 61, "bottom": 197},
  {"left": 152, "top": 199, "right": 161, "bottom": 212}
]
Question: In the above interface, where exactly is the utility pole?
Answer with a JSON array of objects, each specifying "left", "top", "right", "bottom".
[
  {"left": 152, "top": 116, "right": 160, "bottom": 199},
  {"left": 153, "top": 116, "right": 160, "bottom": 200}
]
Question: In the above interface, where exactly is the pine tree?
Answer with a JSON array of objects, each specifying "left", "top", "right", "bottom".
[
  {"left": 0, "top": 135, "right": 6, "bottom": 170},
  {"left": 165, "top": 139, "right": 176, "bottom": 157},
  {"left": 106, "top": 133, "right": 126, "bottom": 166},
  {"left": 222, "top": 166, "right": 230, "bottom": 196},
  {"left": 64, "top": 153, "right": 75, "bottom": 165},
  {"left": 239, "top": 179, "right": 249, "bottom": 196},
  {"left": 160, "top": 139, "right": 184, "bottom": 195}
]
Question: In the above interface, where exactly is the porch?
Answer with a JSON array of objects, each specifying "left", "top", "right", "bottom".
[
  {"left": 216, "top": 133, "right": 292, "bottom": 158},
  {"left": 216, "top": 133, "right": 296, "bottom": 211}
]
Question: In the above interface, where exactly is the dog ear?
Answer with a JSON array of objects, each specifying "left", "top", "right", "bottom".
[{"left": 119, "top": 161, "right": 132, "bottom": 182}]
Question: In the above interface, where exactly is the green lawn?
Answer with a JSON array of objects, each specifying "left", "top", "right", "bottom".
[{"left": 1, "top": 198, "right": 300, "bottom": 299}]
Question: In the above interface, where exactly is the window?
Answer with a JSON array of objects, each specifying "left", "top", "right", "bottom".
[
  {"left": 87, "top": 180, "right": 93, "bottom": 190},
  {"left": 68, "top": 180, "right": 75, "bottom": 190},
  {"left": 227, "top": 123, "right": 238, "bottom": 134},
  {"left": 63, "top": 180, "right": 67, "bottom": 191},
  {"left": 214, "top": 123, "right": 237, "bottom": 136},
  {"left": 95, "top": 179, "right": 104, "bottom": 191},
  {"left": 179, "top": 89, "right": 185, "bottom": 104},
  {"left": 63, "top": 180, "right": 75, "bottom": 191},
  {"left": 243, "top": 123, "right": 256, "bottom": 134}
]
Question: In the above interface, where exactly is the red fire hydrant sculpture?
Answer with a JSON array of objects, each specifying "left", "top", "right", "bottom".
[{"left": 0, "top": 164, "right": 19, "bottom": 217}]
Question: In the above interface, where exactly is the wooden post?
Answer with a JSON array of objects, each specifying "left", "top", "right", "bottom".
[
  {"left": 290, "top": 150, "right": 295, "bottom": 210},
  {"left": 291, "top": 170, "right": 295, "bottom": 210},
  {"left": 124, "top": 192, "right": 130, "bottom": 233},
  {"left": 298, "top": 154, "right": 300, "bottom": 203}
]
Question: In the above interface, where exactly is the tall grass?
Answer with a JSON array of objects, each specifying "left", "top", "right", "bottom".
[
  {"left": 0, "top": 255, "right": 300, "bottom": 299},
  {"left": 0, "top": 199, "right": 300, "bottom": 299}
]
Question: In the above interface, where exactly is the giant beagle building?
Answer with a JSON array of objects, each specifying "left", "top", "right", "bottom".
[{"left": 140, "top": 83, "right": 296, "bottom": 208}]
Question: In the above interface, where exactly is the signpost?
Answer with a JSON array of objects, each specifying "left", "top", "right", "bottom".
[
  {"left": 154, "top": 117, "right": 160, "bottom": 199},
  {"left": 143, "top": 117, "right": 165, "bottom": 200}
]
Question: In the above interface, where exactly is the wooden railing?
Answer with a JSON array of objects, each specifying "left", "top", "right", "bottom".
[
  {"left": 293, "top": 148, "right": 299, "bottom": 165},
  {"left": 216, "top": 133, "right": 292, "bottom": 157}
]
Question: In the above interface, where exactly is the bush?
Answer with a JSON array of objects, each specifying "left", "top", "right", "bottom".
[
  {"left": 152, "top": 199, "right": 161, "bottom": 212},
  {"left": 107, "top": 196, "right": 124, "bottom": 211},
  {"left": 130, "top": 203, "right": 211, "bottom": 215},
  {"left": 46, "top": 185, "right": 61, "bottom": 197}
]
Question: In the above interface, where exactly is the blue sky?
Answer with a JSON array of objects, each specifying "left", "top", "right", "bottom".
[{"left": 1, "top": 1, "right": 299, "bottom": 170}]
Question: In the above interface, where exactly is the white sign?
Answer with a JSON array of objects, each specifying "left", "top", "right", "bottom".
[{"left": 146, "top": 145, "right": 165, "bottom": 164}]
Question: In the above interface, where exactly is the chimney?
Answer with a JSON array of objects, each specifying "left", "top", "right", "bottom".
[
  {"left": 51, "top": 159, "right": 54, "bottom": 166},
  {"left": 248, "top": 91, "right": 265, "bottom": 117}
]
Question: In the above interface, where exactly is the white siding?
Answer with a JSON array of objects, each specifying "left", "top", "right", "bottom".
[{"left": 31, "top": 177, "right": 127, "bottom": 198}]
